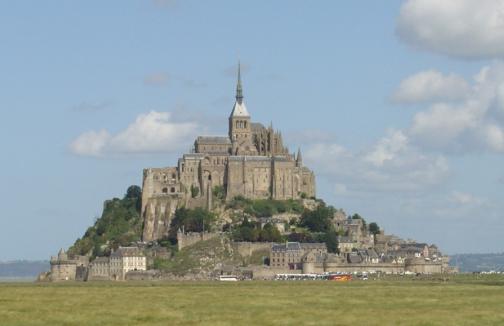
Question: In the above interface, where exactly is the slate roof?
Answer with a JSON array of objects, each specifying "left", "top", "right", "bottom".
[
  {"left": 92, "top": 257, "right": 110, "bottom": 264},
  {"left": 229, "top": 156, "right": 271, "bottom": 162},
  {"left": 300, "top": 243, "right": 327, "bottom": 251},
  {"left": 111, "top": 247, "right": 145, "bottom": 258},
  {"left": 272, "top": 242, "right": 302, "bottom": 252},
  {"left": 196, "top": 136, "right": 231, "bottom": 145}
]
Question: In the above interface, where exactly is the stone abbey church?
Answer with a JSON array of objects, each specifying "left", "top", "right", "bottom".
[{"left": 142, "top": 65, "right": 316, "bottom": 241}]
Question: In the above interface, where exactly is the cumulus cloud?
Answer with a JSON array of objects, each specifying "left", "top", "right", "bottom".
[
  {"left": 304, "top": 131, "right": 449, "bottom": 194},
  {"left": 70, "top": 130, "right": 111, "bottom": 157},
  {"left": 144, "top": 72, "right": 169, "bottom": 86},
  {"left": 407, "top": 63, "right": 504, "bottom": 153},
  {"left": 392, "top": 70, "right": 470, "bottom": 104},
  {"left": 364, "top": 130, "right": 409, "bottom": 167},
  {"left": 397, "top": 0, "right": 504, "bottom": 59},
  {"left": 70, "top": 111, "right": 198, "bottom": 156}
]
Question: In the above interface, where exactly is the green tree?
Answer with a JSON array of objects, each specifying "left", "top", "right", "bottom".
[
  {"left": 299, "top": 204, "right": 335, "bottom": 232},
  {"left": 125, "top": 185, "right": 141, "bottom": 199},
  {"left": 168, "top": 207, "right": 216, "bottom": 243},
  {"left": 259, "top": 223, "right": 283, "bottom": 242},
  {"left": 212, "top": 185, "right": 226, "bottom": 201},
  {"left": 125, "top": 185, "right": 142, "bottom": 212},
  {"left": 368, "top": 222, "right": 380, "bottom": 235},
  {"left": 325, "top": 230, "right": 339, "bottom": 254}
]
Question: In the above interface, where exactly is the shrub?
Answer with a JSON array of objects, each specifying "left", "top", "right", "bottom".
[{"left": 190, "top": 185, "right": 200, "bottom": 198}]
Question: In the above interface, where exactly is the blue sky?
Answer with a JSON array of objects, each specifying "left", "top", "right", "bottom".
[{"left": 1, "top": 0, "right": 503, "bottom": 260}]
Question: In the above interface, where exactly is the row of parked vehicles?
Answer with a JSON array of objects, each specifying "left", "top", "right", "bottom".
[{"left": 274, "top": 272, "right": 360, "bottom": 282}]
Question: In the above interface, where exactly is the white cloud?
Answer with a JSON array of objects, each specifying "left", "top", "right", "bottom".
[
  {"left": 397, "top": 0, "right": 504, "bottom": 59},
  {"left": 449, "top": 191, "right": 485, "bottom": 206},
  {"left": 70, "top": 111, "right": 198, "bottom": 157},
  {"left": 144, "top": 72, "right": 169, "bottom": 86},
  {"left": 364, "top": 130, "right": 408, "bottom": 166},
  {"left": 407, "top": 63, "right": 504, "bottom": 153},
  {"left": 392, "top": 70, "right": 470, "bottom": 104},
  {"left": 70, "top": 130, "right": 111, "bottom": 157},
  {"left": 304, "top": 131, "right": 449, "bottom": 194}
]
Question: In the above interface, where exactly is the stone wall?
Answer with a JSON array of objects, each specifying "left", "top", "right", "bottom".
[
  {"left": 405, "top": 259, "right": 443, "bottom": 274},
  {"left": 177, "top": 231, "right": 221, "bottom": 250},
  {"left": 248, "top": 266, "right": 301, "bottom": 280},
  {"left": 232, "top": 242, "right": 272, "bottom": 258}
]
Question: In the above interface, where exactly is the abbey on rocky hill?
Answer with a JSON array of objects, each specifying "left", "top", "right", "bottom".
[{"left": 141, "top": 64, "right": 316, "bottom": 242}]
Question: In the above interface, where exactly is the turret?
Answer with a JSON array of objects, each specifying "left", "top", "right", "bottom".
[{"left": 296, "top": 148, "right": 303, "bottom": 167}]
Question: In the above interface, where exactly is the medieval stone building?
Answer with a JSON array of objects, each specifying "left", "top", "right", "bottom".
[{"left": 142, "top": 64, "right": 316, "bottom": 242}]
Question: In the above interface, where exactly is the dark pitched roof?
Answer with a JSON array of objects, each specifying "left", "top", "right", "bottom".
[
  {"left": 196, "top": 136, "right": 231, "bottom": 145},
  {"left": 111, "top": 247, "right": 144, "bottom": 258},
  {"left": 300, "top": 243, "right": 327, "bottom": 250},
  {"left": 92, "top": 257, "right": 110, "bottom": 264},
  {"left": 272, "top": 242, "right": 302, "bottom": 252}
]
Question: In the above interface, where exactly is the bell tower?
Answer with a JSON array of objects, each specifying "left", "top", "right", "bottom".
[{"left": 229, "top": 62, "right": 255, "bottom": 155}]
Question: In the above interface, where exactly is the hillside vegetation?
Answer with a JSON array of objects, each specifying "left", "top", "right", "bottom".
[
  {"left": 68, "top": 186, "right": 143, "bottom": 257},
  {"left": 66, "top": 186, "right": 379, "bottom": 266},
  {"left": 153, "top": 236, "right": 241, "bottom": 276}
]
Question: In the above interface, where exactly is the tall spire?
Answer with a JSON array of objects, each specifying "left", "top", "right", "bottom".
[
  {"left": 296, "top": 148, "right": 303, "bottom": 166},
  {"left": 236, "top": 61, "right": 243, "bottom": 103}
]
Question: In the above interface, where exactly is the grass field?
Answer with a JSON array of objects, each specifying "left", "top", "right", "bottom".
[{"left": 1, "top": 276, "right": 504, "bottom": 325}]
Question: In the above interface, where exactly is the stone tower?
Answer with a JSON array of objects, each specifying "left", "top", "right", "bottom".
[{"left": 229, "top": 63, "right": 257, "bottom": 155}]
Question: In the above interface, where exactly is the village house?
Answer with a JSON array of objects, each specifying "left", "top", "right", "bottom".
[
  {"left": 88, "top": 257, "right": 110, "bottom": 281},
  {"left": 270, "top": 242, "right": 327, "bottom": 270},
  {"left": 110, "top": 247, "right": 147, "bottom": 281}
]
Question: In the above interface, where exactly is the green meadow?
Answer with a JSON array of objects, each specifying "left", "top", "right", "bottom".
[{"left": 1, "top": 276, "right": 504, "bottom": 326}]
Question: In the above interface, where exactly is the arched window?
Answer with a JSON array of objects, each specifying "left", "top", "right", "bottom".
[
  {"left": 172, "top": 173, "right": 176, "bottom": 179},
  {"left": 208, "top": 175, "right": 212, "bottom": 181},
  {"left": 162, "top": 188, "right": 168, "bottom": 194},
  {"left": 170, "top": 187, "right": 176, "bottom": 193},
  {"left": 244, "top": 121, "right": 247, "bottom": 128}
]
